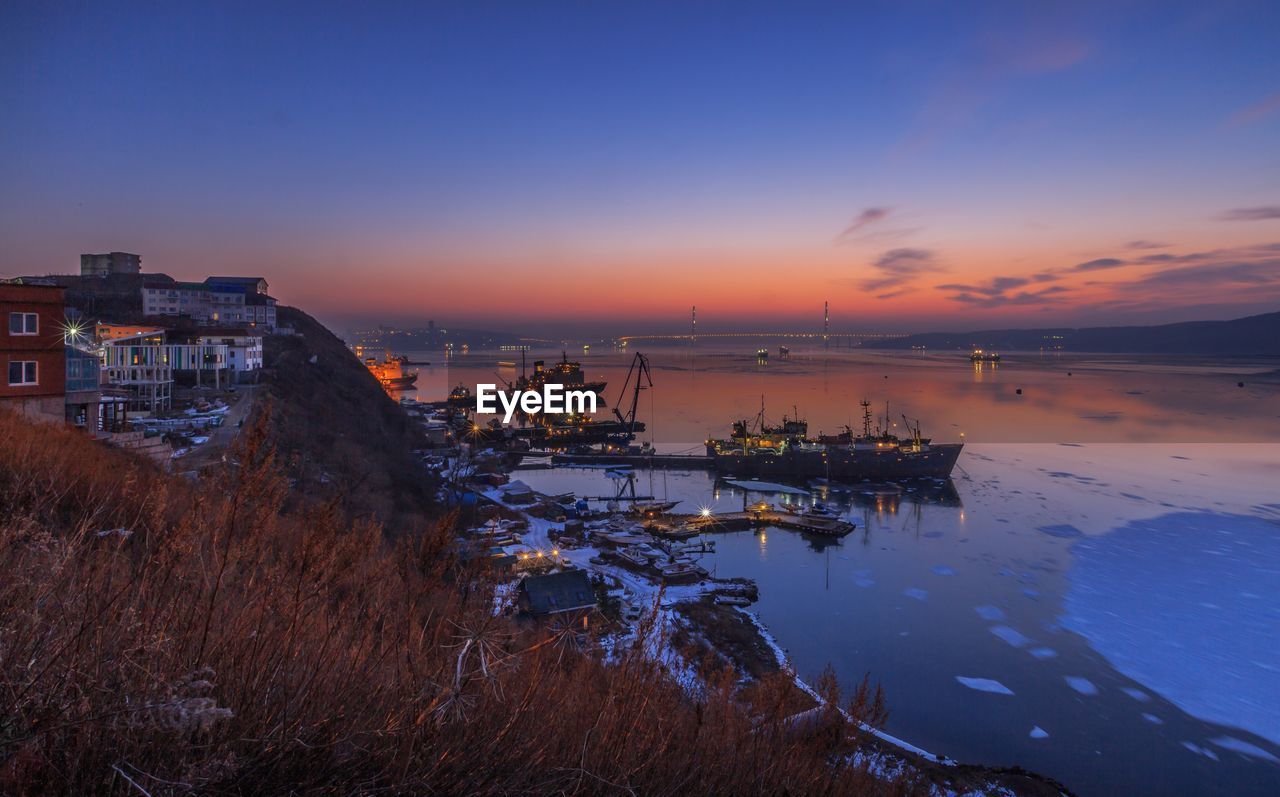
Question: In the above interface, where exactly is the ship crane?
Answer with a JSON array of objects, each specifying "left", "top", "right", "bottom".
[{"left": 612, "top": 352, "right": 653, "bottom": 438}]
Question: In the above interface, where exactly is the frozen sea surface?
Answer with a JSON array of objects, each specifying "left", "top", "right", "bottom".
[{"left": 1063, "top": 511, "right": 1280, "bottom": 744}]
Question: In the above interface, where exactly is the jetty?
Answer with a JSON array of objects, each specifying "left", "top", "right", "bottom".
[
  {"left": 550, "top": 452, "right": 714, "bottom": 469},
  {"left": 649, "top": 508, "right": 855, "bottom": 538}
]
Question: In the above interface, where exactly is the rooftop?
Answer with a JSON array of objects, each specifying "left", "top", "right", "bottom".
[{"left": 519, "top": 569, "right": 596, "bottom": 616}]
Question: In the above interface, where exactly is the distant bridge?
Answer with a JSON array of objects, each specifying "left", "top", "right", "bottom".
[{"left": 616, "top": 331, "right": 907, "bottom": 345}]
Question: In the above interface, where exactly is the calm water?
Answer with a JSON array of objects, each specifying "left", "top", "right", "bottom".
[{"left": 406, "top": 347, "right": 1280, "bottom": 795}]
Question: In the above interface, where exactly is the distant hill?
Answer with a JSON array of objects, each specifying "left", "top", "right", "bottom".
[{"left": 879, "top": 311, "right": 1280, "bottom": 355}]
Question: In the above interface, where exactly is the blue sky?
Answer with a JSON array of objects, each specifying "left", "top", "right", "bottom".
[{"left": 2, "top": 1, "right": 1277, "bottom": 333}]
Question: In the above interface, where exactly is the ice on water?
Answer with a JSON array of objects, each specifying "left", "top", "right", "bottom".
[
  {"left": 956, "top": 676, "right": 1014, "bottom": 695},
  {"left": 1063, "top": 511, "right": 1280, "bottom": 744}
]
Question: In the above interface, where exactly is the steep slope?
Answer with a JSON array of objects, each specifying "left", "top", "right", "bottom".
[{"left": 258, "top": 305, "right": 433, "bottom": 533}]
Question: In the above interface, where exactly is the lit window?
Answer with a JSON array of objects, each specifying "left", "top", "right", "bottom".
[
  {"left": 7, "top": 360, "right": 37, "bottom": 386},
  {"left": 8, "top": 312, "right": 38, "bottom": 335}
]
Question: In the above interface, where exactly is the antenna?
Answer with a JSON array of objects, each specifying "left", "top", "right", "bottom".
[
  {"left": 823, "top": 301, "right": 830, "bottom": 348},
  {"left": 691, "top": 305, "right": 697, "bottom": 343}
]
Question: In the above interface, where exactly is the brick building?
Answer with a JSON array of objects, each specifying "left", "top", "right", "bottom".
[{"left": 1, "top": 283, "right": 67, "bottom": 422}]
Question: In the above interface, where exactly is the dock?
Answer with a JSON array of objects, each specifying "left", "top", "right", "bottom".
[
  {"left": 651, "top": 509, "right": 855, "bottom": 538},
  {"left": 549, "top": 452, "right": 714, "bottom": 469}
]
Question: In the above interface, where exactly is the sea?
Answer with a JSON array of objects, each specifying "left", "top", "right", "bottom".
[{"left": 397, "top": 345, "right": 1280, "bottom": 796}]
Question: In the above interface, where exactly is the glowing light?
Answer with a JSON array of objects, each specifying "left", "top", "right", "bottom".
[{"left": 699, "top": 506, "right": 713, "bottom": 518}]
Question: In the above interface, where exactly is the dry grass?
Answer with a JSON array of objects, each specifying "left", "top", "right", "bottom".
[{"left": 0, "top": 408, "right": 923, "bottom": 796}]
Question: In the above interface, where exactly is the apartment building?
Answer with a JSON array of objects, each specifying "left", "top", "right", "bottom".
[{"left": 1, "top": 282, "right": 67, "bottom": 422}]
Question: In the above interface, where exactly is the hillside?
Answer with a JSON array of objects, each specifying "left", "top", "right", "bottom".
[
  {"left": 0, "top": 410, "right": 932, "bottom": 796},
  {"left": 878, "top": 310, "right": 1280, "bottom": 355},
  {"left": 256, "top": 305, "right": 434, "bottom": 533}
]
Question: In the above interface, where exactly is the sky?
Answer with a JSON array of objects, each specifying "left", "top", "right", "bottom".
[{"left": 1, "top": 1, "right": 1278, "bottom": 336}]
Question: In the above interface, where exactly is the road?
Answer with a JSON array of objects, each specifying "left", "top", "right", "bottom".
[{"left": 177, "top": 384, "right": 261, "bottom": 472}]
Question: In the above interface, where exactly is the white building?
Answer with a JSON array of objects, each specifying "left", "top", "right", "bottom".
[
  {"left": 140, "top": 275, "right": 277, "bottom": 330},
  {"left": 101, "top": 332, "right": 232, "bottom": 410},
  {"left": 141, "top": 279, "right": 246, "bottom": 325},
  {"left": 196, "top": 329, "right": 263, "bottom": 380}
]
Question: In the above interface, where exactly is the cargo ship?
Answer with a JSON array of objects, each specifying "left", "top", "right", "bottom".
[
  {"left": 365, "top": 352, "right": 418, "bottom": 390},
  {"left": 969, "top": 349, "right": 1001, "bottom": 363},
  {"left": 706, "top": 400, "right": 962, "bottom": 481}
]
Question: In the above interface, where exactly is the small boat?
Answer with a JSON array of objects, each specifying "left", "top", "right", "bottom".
[
  {"left": 616, "top": 548, "right": 651, "bottom": 568},
  {"left": 627, "top": 500, "right": 679, "bottom": 518},
  {"left": 660, "top": 560, "right": 707, "bottom": 582},
  {"left": 970, "top": 349, "right": 1001, "bottom": 363}
]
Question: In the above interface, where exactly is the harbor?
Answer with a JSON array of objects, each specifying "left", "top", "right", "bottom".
[{"left": 396, "top": 344, "right": 1280, "bottom": 797}]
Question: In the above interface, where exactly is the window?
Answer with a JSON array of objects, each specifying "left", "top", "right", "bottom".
[
  {"left": 8, "top": 312, "right": 38, "bottom": 335},
  {"left": 7, "top": 360, "right": 37, "bottom": 386}
]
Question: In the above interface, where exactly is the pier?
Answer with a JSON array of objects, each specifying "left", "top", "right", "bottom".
[
  {"left": 549, "top": 452, "right": 714, "bottom": 469},
  {"left": 652, "top": 509, "right": 855, "bottom": 538}
]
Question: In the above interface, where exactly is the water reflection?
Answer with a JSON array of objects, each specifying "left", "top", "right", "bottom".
[{"left": 401, "top": 345, "right": 1280, "bottom": 444}]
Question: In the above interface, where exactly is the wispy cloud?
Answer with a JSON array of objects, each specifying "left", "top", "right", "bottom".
[
  {"left": 858, "top": 247, "right": 944, "bottom": 292},
  {"left": 1071, "top": 257, "right": 1127, "bottom": 272},
  {"left": 1124, "top": 240, "right": 1171, "bottom": 250},
  {"left": 1088, "top": 242, "right": 1280, "bottom": 312},
  {"left": 895, "top": 26, "right": 1094, "bottom": 157},
  {"left": 1225, "top": 90, "right": 1280, "bottom": 127},
  {"left": 838, "top": 207, "right": 891, "bottom": 238},
  {"left": 1217, "top": 206, "right": 1280, "bottom": 222},
  {"left": 936, "top": 274, "right": 1070, "bottom": 308}
]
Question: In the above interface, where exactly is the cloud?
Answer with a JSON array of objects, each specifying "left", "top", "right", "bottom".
[
  {"left": 1071, "top": 257, "right": 1127, "bottom": 272},
  {"left": 944, "top": 284, "right": 1071, "bottom": 308},
  {"left": 894, "top": 26, "right": 1093, "bottom": 157},
  {"left": 1217, "top": 206, "right": 1280, "bottom": 222},
  {"left": 837, "top": 207, "right": 891, "bottom": 240},
  {"left": 936, "top": 271, "right": 1070, "bottom": 308},
  {"left": 1093, "top": 242, "right": 1280, "bottom": 312},
  {"left": 937, "top": 276, "right": 1030, "bottom": 297},
  {"left": 859, "top": 248, "right": 944, "bottom": 291},
  {"left": 1225, "top": 90, "right": 1280, "bottom": 128},
  {"left": 1124, "top": 240, "right": 1171, "bottom": 250}
]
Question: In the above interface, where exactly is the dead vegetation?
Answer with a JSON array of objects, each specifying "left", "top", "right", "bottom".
[{"left": 0, "top": 408, "right": 934, "bottom": 795}]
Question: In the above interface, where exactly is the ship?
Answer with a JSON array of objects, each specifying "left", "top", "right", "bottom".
[
  {"left": 447, "top": 383, "right": 473, "bottom": 408},
  {"left": 706, "top": 400, "right": 962, "bottom": 481},
  {"left": 970, "top": 349, "right": 1001, "bottom": 363},
  {"left": 365, "top": 352, "right": 418, "bottom": 390},
  {"left": 520, "top": 352, "right": 607, "bottom": 397}
]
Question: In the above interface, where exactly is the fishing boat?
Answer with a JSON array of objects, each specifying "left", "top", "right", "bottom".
[
  {"left": 707, "top": 400, "right": 962, "bottom": 481},
  {"left": 970, "top": 349, "right": 1001, "bottom": 363}
]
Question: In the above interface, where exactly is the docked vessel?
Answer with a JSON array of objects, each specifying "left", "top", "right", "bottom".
[
  {"left": 447, "top": 383, "right": 473, "bottom": 408},
  {"left": 365, "top": 352, "right": 418, "bottom": 389},
  {"left": 521, "top": 353, "right": 607, "bottom": 398},
  {"left": 707, "top": 400, "right": 962, "bottom": 481},
  {"left": 970, "top": 349, "right": 1001, "bottom": 363}
]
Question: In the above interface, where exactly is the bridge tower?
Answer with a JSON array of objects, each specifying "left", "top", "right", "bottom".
[
  {"left": 823, "top": 301, "right": 830, "bottom": 347},
  {"left": 691, "top": 305, "right": 697, "bottom": 344}
]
